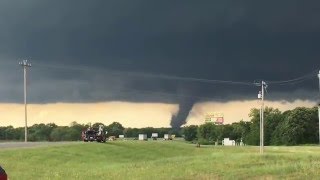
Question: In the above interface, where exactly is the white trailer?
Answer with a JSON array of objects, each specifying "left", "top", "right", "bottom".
[
  {"left": 222, "top": 138, "right": 235, "bottom": 146},
  {"left": 164, "top": 134, "right": 172, "bottom": 140},
  {"left": 119, "top": 135, "right": 125, "bottom": 139},
  {"left": 138, "top": 134, "right": 147, "bottom": 141},
  {"left": 152, "top": 133, "right": 158, "bottom": 140}
]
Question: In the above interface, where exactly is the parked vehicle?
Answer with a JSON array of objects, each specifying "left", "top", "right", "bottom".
[
  {"left": 163, "top": 134, "right": 175, "bottom": 140},
  {"left": 82, "top": 125, "right": 107, "bottom": 143},
  {"left": 0, "top": 165, "right": 7, "bottom": 180}
]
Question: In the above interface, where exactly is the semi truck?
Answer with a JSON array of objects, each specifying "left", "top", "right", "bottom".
[{"left": 82, "top": 125, "right": 107, "bottom": 143}]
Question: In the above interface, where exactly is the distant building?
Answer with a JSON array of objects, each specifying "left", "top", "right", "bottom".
[
  {"left": 138, "top": 134, "right": 147, "bottom": 141},
  {"left": 152, "top": 133, "right": 158, "bottom": 138},
  {"left": 152, "top": 133, "right": 158, "bottom": 140},
  {"left": 222, "top": 138, "right": 235, "bottom": 146},
  {"left": 119, "top": 135, "right": 125, "bottom": 139},
  {"left": 164, "top": 134, "right": 174, "bottom": 140}
]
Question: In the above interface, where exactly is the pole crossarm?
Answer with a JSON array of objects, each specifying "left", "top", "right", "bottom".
[{"left": 19, "top": 60, "right": 32, "bottom": 67}]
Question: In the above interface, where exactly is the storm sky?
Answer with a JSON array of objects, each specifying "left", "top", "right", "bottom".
[{"left": 0, "top": 1, "right": 319, "bottom": 127}]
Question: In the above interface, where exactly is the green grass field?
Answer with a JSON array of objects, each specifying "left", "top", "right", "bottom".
[{"left": 1, "top": 141, "right": 320, "bottom": 179}]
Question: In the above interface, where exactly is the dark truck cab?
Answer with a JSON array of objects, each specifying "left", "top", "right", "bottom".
[
  {"left": 83, "top": 130, "right": 96, "bottom": 142},
  {"left": 82, "top": 125, "right": 107, "bottom": 143}
]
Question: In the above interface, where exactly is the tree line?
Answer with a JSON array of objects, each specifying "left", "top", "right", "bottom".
[
  {"left": 183, "top": 107, "right": 319, "bottom": 146},
  {"left": 1, "top": 106, "right": 318, "bottom": 145},
  {"left": 0, "top": 121, "right": 181, "bottom": 141}
]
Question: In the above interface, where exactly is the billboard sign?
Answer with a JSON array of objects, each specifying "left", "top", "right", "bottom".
[{"left": 205, "top": 112, "right": 224, "bottom": 125}]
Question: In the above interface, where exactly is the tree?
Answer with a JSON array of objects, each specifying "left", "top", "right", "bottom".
[
  {"left": 219, "top": 124, "right": 234, "bottom": 140},
  {"left": 69, "top": 121, "right": 86, "bottom": 141},
  {"left": 245, "top": 108, "right": 260, "bottom": 145},
  {"left": 65, "top": 128, "right": 81, "bottom": 141},
  {"left": 50, "top": 127, "right": 69, "bottom": 141},
  {"left": 231, "top": 121, "right": 251, "bottom": 144},
  {"left": 28, "top": 123, "right": 57, "bottom": 141},
  {"left": 139, "top": 127, "right": 155, "bottom": 138},
  {"left": 197, "top": 123, "right": 217, "bottom": 144},
  {"left": 263, "top": 107, "right": 283, "bottom": 145},
  {"left": 272, "top": 107, "right": 318, "bottom": 145},
  {"left": 92, "top": 122, "right": 105, "bottom": 129},
  {"left": 106, "top": 122, "right": 125, "bottom": 137},
  {"left": 124, "top": 128, "right": 139, "bottom": 138},
  {"left": 3, "top": 126, "right": 15, "bottom": 140},
  {"left": 245, "top": 107, "right": 283, "bottom": 145},
  {"left": 182, "top": 125, "right": 198, "bottom": 141}
]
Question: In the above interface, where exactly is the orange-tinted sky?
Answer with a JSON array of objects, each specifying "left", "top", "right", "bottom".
[{"left": 0, "top": 100, "right": 316, "bottom": 128}]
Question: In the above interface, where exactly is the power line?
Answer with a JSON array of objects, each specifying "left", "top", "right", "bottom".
[
  {"left": 32, "top": 62, "right": 255, "bottom": 86},
  {"left": 267, "top": 69, "right": 318, "bottom": 85},
  {"left": 30, "top": 62, "right": 320, "bottom": 90}
]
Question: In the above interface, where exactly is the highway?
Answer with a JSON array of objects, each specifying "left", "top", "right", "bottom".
[{"left": 0, "top": 142, "right": 77, "bottom": 149}]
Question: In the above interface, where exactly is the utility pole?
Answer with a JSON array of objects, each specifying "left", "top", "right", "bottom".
[
  {"left": 259, "top": 101, "right": 262, "bottom": 153},
  {"left": 261, "top": 81, "right": 265, "bottom": 154},
  {"left": 19, "top": 60, "right": 31, "bottom": 142},
  {"left": 257, "top": 81, "right": 266, "bottom": 154},
  {"left": 318, "top": 70, "right": 320, "bottom": 145}
]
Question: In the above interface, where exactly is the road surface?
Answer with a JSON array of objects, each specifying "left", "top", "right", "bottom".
[{"left": 0, "top": 142, "right": 77, "bottom": 149}]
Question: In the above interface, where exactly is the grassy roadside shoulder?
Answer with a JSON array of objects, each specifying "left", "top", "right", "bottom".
[{"left": 1, "top": 141, "right": 320, "bottom": 179}]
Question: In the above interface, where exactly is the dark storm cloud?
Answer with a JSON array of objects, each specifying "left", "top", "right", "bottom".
[{"left": 0, "top": 1, "right": 320, "bottom": 127}]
